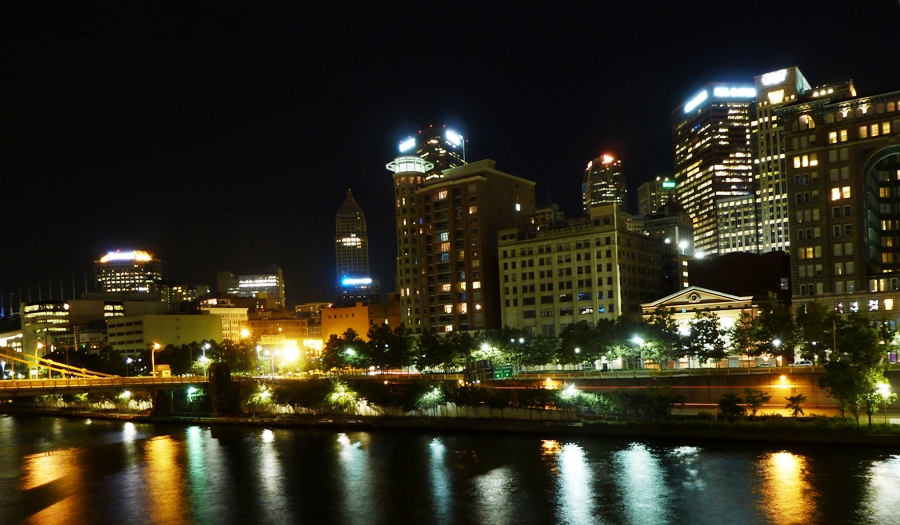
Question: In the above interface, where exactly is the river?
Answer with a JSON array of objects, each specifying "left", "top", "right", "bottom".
[{"left": 1, "top": 414, "right": 899, "bottom": 524}]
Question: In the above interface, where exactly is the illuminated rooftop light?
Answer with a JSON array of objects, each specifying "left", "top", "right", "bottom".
[
  {"left": 761, "top": 69, "right": 787, "bottom": 86},
  {"left": 99, "top": 250, "right": 153, "bottom": 263},
  {"left": 601, "top": 154, "right": 615, "bottom": 164},
  {"left": 684, "top": 90, "right": 708, "bottom": 113},
  {"left": 445, "top": 129, "right": 462, "bottom": 147},
  {"left": 399, "top": 137, "right": 416, "bottom": 152},
  {"left": 386, "top": 156, "right": 434, "bottom": 174},
  {"left": 342, "top": 277, "right": 373, "bottom": 286}
]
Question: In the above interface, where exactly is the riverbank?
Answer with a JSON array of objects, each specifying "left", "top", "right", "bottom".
[{"left": 4, "top": 405, "right": 900, "bottom": 447}]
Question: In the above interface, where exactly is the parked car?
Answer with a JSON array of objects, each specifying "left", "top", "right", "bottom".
[
  {"left": 789, "top": 359, "right": 814, "bottom": 367},
  {"left": 757, "top": 362, "right": 776, "bottom": 368}
]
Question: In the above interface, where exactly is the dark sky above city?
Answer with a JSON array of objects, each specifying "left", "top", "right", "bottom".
[{"left": 2, "top": 1, "right": 900, "bottom": 310}]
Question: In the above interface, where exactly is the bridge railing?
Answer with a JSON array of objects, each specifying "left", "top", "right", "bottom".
[{"left": 0, "top": 375, "right": 207, "bottom": 391}]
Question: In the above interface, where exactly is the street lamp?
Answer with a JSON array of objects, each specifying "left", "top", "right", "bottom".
[
  {"left": 878, "top": 382, "right": 892, "bottom": 424},
  {"left": 125, "top": 357, "right": 133, "bottom": 377},
  {"left": 150, "top": 343, "right": 161, "bottom": 377},
  {"left": 632, "top": 336, "right": 645, "bottom": 370}
]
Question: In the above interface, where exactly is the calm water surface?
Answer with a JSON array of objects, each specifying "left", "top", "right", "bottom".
[{"left": 1, "top": 414, "right": 899, "bottom": 524}]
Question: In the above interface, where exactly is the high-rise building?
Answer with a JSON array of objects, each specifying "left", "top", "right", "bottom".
[
  {"left": 673, "top": 84, "right": 756, "bottom": 256},
  {"left": 582, "top": 155, "right": 625, "bottom": 212},
  {"left": 335, "top": 189, "right": 379, "bottom": 306},
  {"left": 637, "top": 177, "right": 676, "bottom": 217},
  {"left": 398, "top": 125, "right": 467, "bottom": 180},
  {"left": 388, "top": 156, "right": 535, "bottom": 332},
  {"left": 499, "top": 204, "right": 675, "bottom": 336},
  {"left": 716, "top": 195, "right": 758, "bottom": 255},
  {"left": 94, "top": 250, "right": 162, "bottom": 294},
  {"left": 387, "top": 155, "right": 432, "bottom": 331},
  {"left": 753, "top": 67, "right": 813, "bottom": 253},
  {"left": 776, "top": 81, "right": 900, "bottom": 311}
]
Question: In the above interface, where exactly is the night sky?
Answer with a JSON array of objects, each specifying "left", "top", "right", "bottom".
[{"left": 3, "top": 2, "right": 900, "bottom": 310}]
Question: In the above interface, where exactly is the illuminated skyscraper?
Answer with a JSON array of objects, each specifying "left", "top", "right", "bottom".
[
  {"left": 673, "top": 83, "right": 756, "bottom": 256},
  {"left": 398, "top": 125, "right": 466, "bottom": 180},
  {"left": 752, "top": 67, "right": 812, "bottom": 253},
  {"left": 94, "top": 250, "right": 162, "bottom": 294},
  {"left": 335, "top": 189, "right": 379, "bottom": 306},
  {"left": 582, "top": 155, "right": 626, "bottom": 212}
]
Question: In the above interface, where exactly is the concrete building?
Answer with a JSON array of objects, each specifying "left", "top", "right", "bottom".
[
  {"left": 499, "top": 204, "right": 673, "bottom": 337},
  {"left": 21, "top": 297, "right": 167, "bottom": 356},
  {"left": 335, "top": 189, "right": 379, "bottom": 306},
  {"left": 94, "top": 250, "right": 163, "bottom": 294},
  {"left": 674, "top": 84, "right": 756, "bottom": 256},
  {"left": 776, "top": 82, "right": 900, "bottom": 312},
  {"left": 321, "top": 302, "right": 371, "bottom": 342},
  {"left": 107, "top": 314, "right": 222, "bottom": 355},
  {"left": 583, "top": 155, "right": 626, "bottom": 212},
  {"left": 637, "top": 177, "right": 676, "bottom": 217},
  {"left": 199, "top": 301, "right": 249, "bottom": 342}
]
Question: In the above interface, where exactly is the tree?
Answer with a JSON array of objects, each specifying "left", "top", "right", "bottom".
[
  {"left": 686, "top": 311, "right": 727, "bottom": 366},
  {"left": 365, "top": 323, "right": 414, "bottom": 370},
  {"left": 718, "top": 393, "right": 745, "bottom": 421},
  {"left": 321, "top": 329, "right": 361, "bottom": 371},
  {"left": 785, "top": 393, "right": 807, "bottom": 417},
  {"left": 609, "top": 316, "right": 645, "bottom": 369},
  {"left": 794, "top": 301, "right": 837, "bottom": 362},
  {"left": 646, "top": 306, "right": 684, "bottom": 368},
  {"left": 754, "top": 298, "right": 797, "bottom": 362},
  {"left": 743, "top": 388, "right": 771, "bottom": 416}
]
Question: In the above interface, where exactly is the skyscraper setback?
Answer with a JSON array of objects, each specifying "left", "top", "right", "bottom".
[
  {"left": 335, "top": 189, "right": 378, "bottom": 306},
  {"left": 673, "top": 83, "right": 756, "bottom": 256}
]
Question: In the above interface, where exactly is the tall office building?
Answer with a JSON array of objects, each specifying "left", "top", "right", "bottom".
[
  {"left": 753, "top": 67, "right": 813, "bottom": 253},
  {"left": 582, "top": 155, "right": 625, "bottom": 212},
  {"left": 398, "top": 125, "right": 467, "bottom": 180},
  {"left": 776, "top": 81, "right": 900, "bottom": 311},
  {"left": 94, "top": 250, "right": 162, "bottom": 294},
  {"left": 388, "top": 156, "right": 535, "bottom": 332},
  {"left": 673, "top": 83, "right": 756, "bottom": 256},
  {"left": 335, "top": 189, "right": 379, "bottom": 306},
  {"left": 637, "top": 177, "right": 676, "bottom": 217}
]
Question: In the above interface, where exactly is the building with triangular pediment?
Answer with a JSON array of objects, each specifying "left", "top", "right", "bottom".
[{"left": 641, "top": 286, "right": 756, "bottom": 333}]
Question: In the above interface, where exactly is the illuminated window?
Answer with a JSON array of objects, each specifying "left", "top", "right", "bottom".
[
  {"left": 443, "top": 305, "right": 453, "bottom": 314},
  {"left": 840, "top": 129, "right": 848, "bottom": 142},
  {"left": 468, "top": 205, "right": 477, "bottom": 214},
  {"left": 828, "top": 132, "right": 837, "bottom": 144},
  {"left": 883, "top": 122, "right": 891, "bottom": 134},
  {"left": 439, "top": 232, "right": 449, "bottom": 242},
  {"left": 472, "top": 281, "right": 481, "bottom": 289},
  {"left": 440, "top": 284, "right": 451, "bottom": 292},
  {"left": 439, "top": 242, "right": 450, "bottom": 252},
  {"left": 860, "top": 126, "right": 868, "bottom": 139},
  {"left": 871, "top": 124, "right": 880, "bottom": 137},
  {"left": 437, "top": 190, "right": 448, "bottom": 200},
  {"left": 458, "top": 303, "right": 467, "bottom": 314},
  {"left": 885, "top": 298, "right": 894, "bottom": 311}
]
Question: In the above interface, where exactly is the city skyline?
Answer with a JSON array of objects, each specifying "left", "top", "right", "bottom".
[{"left": 3, "top": 2, "right": 900, "bottom": 306}]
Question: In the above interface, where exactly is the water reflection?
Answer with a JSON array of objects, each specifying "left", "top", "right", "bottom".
[
  {"left": 614, "top": 443, "right": 670, "bottom": 525},
  {"left": 473, "top": 466, "right": 516, "bottom": 525},
  {"left": 555, "top": 443, "right": 600, "bottom": 525},
  {"left": 335, "top": 432, "right": 376, "bottom": 525},
  {"left": 144, "top": 435, "right": 189, "bottom": 525},
  {"left": 256, "top": 428, "right": 289, "bottom": 523},
  {"left": 428, "top": 437, "right": 452, "bottom": 524},
  {"left": 863, "top": 455, "right": 900, "bottom": 524},
  {"left": 21, "top": 447, "right": 82, "bottom": 525},
  {"left": 758, "top": 451, "right": 813, "bottom": 525}
]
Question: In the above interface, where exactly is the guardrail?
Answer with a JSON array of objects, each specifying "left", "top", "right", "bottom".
[{"left": 0, "top": 375, "right": 207, "bottom": 391}]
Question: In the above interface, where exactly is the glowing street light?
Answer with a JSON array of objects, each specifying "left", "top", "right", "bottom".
[
  {"left": 150, "top": 343, "right": 161, "bottom": 377},
  {"left": 878, "top": 382, "right": 892, "bottom": 423}
]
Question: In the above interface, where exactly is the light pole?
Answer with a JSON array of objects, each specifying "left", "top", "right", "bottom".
[
  {"left": 0, "top": 360, "right": 5, "bottom": 380},
  {"left": 150, "top": 343, "right": 161, "bottom": 377},
  {"left": 256, "top": 345, "right": 262, "bottom": 376},
  {"left": 125, "top": 357, "right": 132, "bottom": 377},
  {"left": 632, "top": 336, "right": 645, "bottom": 370}
]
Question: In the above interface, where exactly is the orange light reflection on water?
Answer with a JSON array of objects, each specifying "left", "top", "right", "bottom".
[
  {"left": 144, "top": 435, "right": 190, "bottom": 525},
  {"left": 22, "top": 448, "right": 82, "bottom": 525},
  {"left": 759, "top": 452, "right": 814, "bottom": 525}
]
